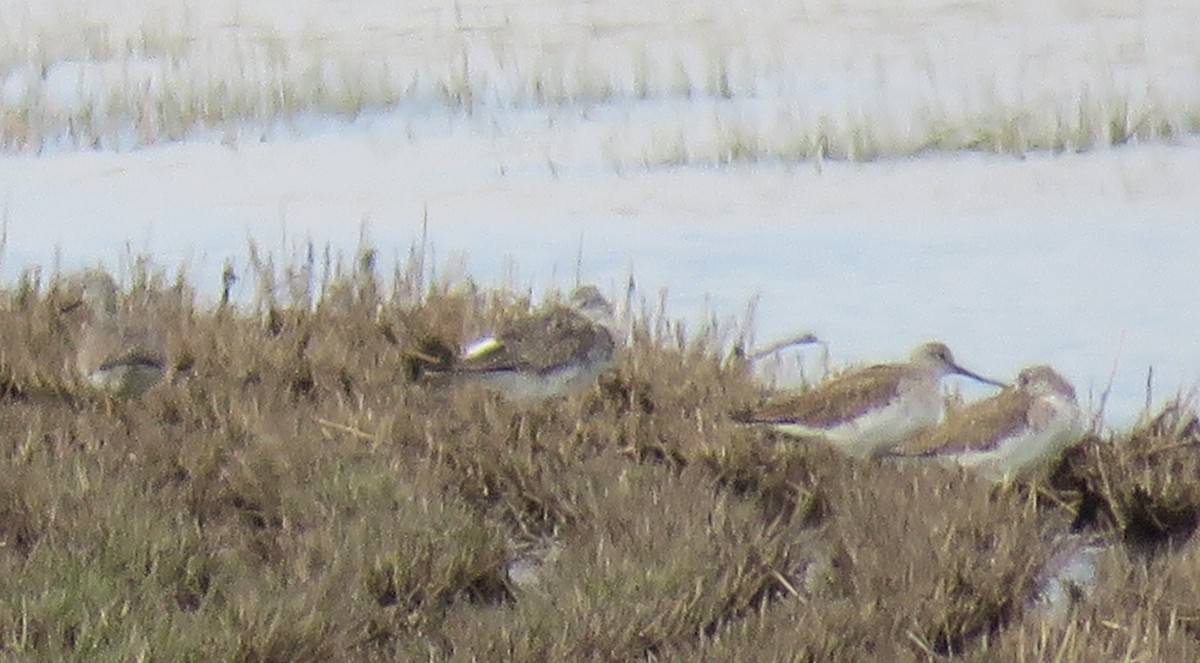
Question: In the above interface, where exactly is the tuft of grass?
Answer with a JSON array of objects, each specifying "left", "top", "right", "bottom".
[{"left": 1063, "top": 398, "right": 1200, "bottom": 552}]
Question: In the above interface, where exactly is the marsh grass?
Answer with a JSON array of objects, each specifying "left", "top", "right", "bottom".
[
  {"left": 2, "top": 0, "right": 1198, "bottom": 162},
  {"left": 0, "top": 248, "right": 1196, "bottom": 660}
]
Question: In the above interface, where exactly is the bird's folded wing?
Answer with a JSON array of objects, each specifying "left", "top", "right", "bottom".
[
  {"left": 80, "top": 322, "right": 166, "bottom": 374},
  {"left": 455, "top": 309, "right": 612, "bottom": 374},
  {"left": 96, "top": 349, "right": 166, "bottom": 373},
  {"left": 889, "top": 390, "right": 1034, "bottom": 456},
  {"left": 740, "top": 364, "right": 907, "bottom": 428}
]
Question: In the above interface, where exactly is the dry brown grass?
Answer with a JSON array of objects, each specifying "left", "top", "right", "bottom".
[{"left": 0, "top": 258, "right": 1196, "bottom": 661}]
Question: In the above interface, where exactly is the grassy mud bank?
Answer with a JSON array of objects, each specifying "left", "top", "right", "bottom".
[{"left": 0, "top": 256, "right": 1195, "bottom": 661}]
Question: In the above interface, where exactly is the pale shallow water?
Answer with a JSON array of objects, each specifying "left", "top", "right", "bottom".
[
  {"left": 5, "top": 0, "right": 1200, "bottom": 159},
  {"left": 2, "top": 113, "right": 1198, "bottom": 429}
]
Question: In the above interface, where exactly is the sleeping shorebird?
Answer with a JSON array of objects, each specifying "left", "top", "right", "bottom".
[
  {"left": 734, "top": 341, "right": 1006, "bottom": 458},
  {"left": 883, "top": 365, "right": 1083, "bottom": 481},
  {"left": 73, "top": 270, "right": 166, "bottom": 401},
  {"left": 443, "top": 285, "right": 617, "bottom": 403}
]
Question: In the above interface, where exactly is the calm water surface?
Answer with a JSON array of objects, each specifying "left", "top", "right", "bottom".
[{"left": 4, "top": 136, "right": 1197, "bottom": 430}]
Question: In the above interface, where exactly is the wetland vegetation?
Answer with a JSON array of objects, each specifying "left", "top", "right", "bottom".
[{"left": 0, "top": 251, "right": 1195, "bottom": 661}]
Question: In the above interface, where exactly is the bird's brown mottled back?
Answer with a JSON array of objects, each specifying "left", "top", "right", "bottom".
[
  {"left": 742, "top": 363, "right": 912, "bottom": 428},
  {"left": 890, "top": 387, "right": 1037, "bottom": 455},
  {"left": 455, "top": 307, "right": 614, "bottom": 375}
]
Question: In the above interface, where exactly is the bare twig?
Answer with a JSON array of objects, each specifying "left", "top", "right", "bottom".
[{"left": 1092, "top": 332, "right": 1124, "bottom": 434}]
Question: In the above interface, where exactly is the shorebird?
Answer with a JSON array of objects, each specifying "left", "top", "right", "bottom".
[
  {"left": 733, "top": 341, "right": 1005, "bottom": 458},
  {"left": 72, "top": 270, "right": 167, "bottom": 400},
  {"left": 883, "top": 365, "right": 1083, "bottom": 481},
  {"left": 443, "top": 285, "right": 616, "bottom": 403},
  {"left": 1027, "top": 533, "right": 1106, "bottom": 620}
]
